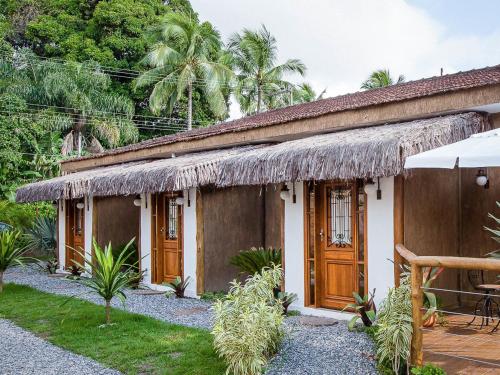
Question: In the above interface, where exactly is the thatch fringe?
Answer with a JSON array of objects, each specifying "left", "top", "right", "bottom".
[
  {"left": 16, "top": 146, "right": 264, "bottom": 203},
  {"left": 216, "top": 112, "right": 487, "bottom": 186}
]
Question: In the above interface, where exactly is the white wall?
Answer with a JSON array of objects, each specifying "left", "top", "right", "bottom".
[
  {"left": 83, "top": 196, "right": 93, "bottom": 272},
  {"left": 57, "top": 199, "right": 65, "bottom": 271},
  {"left": 183, "top": 188, "right": 198, "bottom": 298},
  {"left": 365, "top": 176, "right": 395, "bottom": 307},
  {"left": 283, "top": 178, "right": 396, "bottom": 319},
  {"left": 139, "top": 193, "right": 152, "bottom": 284}
]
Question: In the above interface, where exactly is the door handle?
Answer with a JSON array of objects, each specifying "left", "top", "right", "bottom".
[
  {"left": 160, "top": 227, "right": 165, "bottom": 233},
  {"left": 319, "top": 229, "right": 324, "bottom": 242}
]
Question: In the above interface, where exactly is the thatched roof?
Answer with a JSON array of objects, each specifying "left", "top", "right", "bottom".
[
  {"left": 216, "top": 112, "right": 487, "bottom": 186},
  {"left": 16, "top": 112, "right": 486, "bottom": 202},
  {"left": 16, "top": 146, "right": 264, "bottom": 203}
]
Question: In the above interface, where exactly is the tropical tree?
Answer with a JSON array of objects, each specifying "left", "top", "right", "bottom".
[
  {"left": 0, "top": 230, "right": 27, "bottom": 292},
  {"left": 75, "top": 238, "right": 136, "bottom": 324},
  {"left": 361, "top": 69, "right": 405, "bottom": 90},
  {"left": 135, "top": 12, "right": 231, "bottom": 130},
  {"left": 267, "top": 82, "right": 325, "bottom": 109},
  {"left": 228, "top": 25, "right": 306, "bottom": 115},
  {"left": 5, "top": 49, "right": 138, "bottom": 155}
]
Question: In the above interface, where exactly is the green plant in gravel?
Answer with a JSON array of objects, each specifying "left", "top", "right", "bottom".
[
  {"left": 344, "top": 288, "right": 377, "bottom": 330},
  {"left": 37, "top": 257, "right": 58, "bottom": 274},
  {"left": 201, "top": 291, "right": 226, "bottom": 301},
  {"left": 277, "top": 291, "right": 298, "bottom": 315},
  {"left": 164, "top": 276, "right": 191, "bottom": 298},
  {"left": 375, "top": 269, "right": 413, "bottom": 375},
  {"left": 411, "top": 363, "right": 446, "bottom": 375},
  {"left": 212, "top": 265, "right": 284, "bottom": 375},
  {"left": 74, "top": 238, "right": 135, "bottom": 324},
  {"left": 230, "top": 247, "right": 282, "bottom": 275},
  {"left": 0, "top": 230, "right": 27, "bottom": 292}
]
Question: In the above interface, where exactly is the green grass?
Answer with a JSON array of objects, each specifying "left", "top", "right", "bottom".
[{"left": 0, "top": 284, "right": 226, "bottom": 375}]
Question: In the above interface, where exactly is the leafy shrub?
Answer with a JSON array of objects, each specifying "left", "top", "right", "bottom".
[
  {"left": 25, "top": 216, "right": 57, "bottom": 255},
  {"left": 67, "top": 264, "right": 84, "bottom": 278},
  {"left": 37, "top": 257, "right": 58, "bottom": 274},
  {"left": 485, "top": 201, "right": 500, "bottom": 262},
  {"left": 0, "top": 230, "right": 28, "bottom": 292},
  {"left": 411, "top": 364, "right": 446, "bottom": 375},
  {"left": 212, "top": 265, "right": 284, "bottom": 375},
  {"left": 164, "top": 276, "right": 191, "bottom": 298},
  {"left": 230, "top": 247, "right": 282, "bottom": 276},
  {"left": 127, "top": 269, "right": 145, "bottom": 289},
  {"left": 201, "top": 291, "right": 226, "bottom": 301},
  {"left": 345, "top": 288, "right": 377, "bottom": 330},
  {"left": 375, "top": 270, "right": 413, "bottom": 375},
  {"left": 0, "top": 200, "right": 55, "bottom": 230}
]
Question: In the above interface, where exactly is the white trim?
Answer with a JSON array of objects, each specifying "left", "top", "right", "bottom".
[
  {"left": 182, "top": 188, "right": 198, "bottom": 298},
  {"left": 57, "top": 200, "right": 65, "bottom": 271},
  {"left": 139, "top": 193, "right": 152, "bottom": 284},
  {"left": 83, "top": 196, "right": 93, "bottom": 272}
]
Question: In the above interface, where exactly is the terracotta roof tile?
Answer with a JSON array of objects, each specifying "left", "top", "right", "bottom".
[{"left": 63, "top": 64, "right": 500, "bottom": 163}]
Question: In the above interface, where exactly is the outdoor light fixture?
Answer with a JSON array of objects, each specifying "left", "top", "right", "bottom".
[
  {"left": 280, "top": 185, "right": 290, "bottom": 200},
  {"left": 133, "top": 195, "right": 142, "bottom": 207},
  {"left": 376, "top": 177, "right": 382, "bottom": 200},
  {"left": 476, "top": 169, "right": 489, "bottom": 189},
  {"left": 292, "top": 182, "right": 297, "bottom": 203},
  {"left": 76, "top": 202, "right": 85, "bottom": 210},
  {"left": 175, "top": 197, "right": 185, "bottom": 205}
]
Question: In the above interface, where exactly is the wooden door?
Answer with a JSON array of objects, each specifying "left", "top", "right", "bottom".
[
  {"left": 318, "top": 181, "right": 358, "bottom": 309},
  {"left": 65, "top": 199, "right": 85, "bottom": 269},
  {"left": 152, "top": 193, "right": 183, "bottom": 284}
]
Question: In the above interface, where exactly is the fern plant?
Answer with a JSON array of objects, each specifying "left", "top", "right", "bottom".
[
  {"left": 0, "top": 230, "right": 27, "bottom": 292},
  {"left": 375, "top": 270, "right": 413, "bottom": 375},
  {"left": 212, "top": 265, "right": 284, "bottom": 375},
  {"left": 230, "top": 247, "right": 282, "bottom": 275}
]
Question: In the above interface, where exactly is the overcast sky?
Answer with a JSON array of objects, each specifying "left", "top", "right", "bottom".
[{"left": 190, "top": 0, "right": 500, "bottom": 118}]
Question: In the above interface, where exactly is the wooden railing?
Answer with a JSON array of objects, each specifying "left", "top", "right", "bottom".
[{"left": 395, "top": 244, "right": 500, "bottom": 366}]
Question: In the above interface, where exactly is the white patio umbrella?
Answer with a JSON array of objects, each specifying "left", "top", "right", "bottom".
[{"left": 405, "top": 128, "right": 500, "bottom": 169}]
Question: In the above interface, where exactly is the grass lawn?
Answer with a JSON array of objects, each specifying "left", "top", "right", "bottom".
[{"left": 0, "top": 284, "right": 226, "bottom": 375}]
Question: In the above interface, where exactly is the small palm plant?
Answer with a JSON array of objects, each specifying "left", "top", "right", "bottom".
[
  {"left": 230, "top": 247, "right": 282, "bottom": 275},
  {"left": 344, "top": 289, "right": 377, "bottom": 330},
  {"left": 0, "top": 230, "right": 27, "bottom": 292},
  {"left": 164, "top": 276, "right": 191, "bottom": 298},
  {"left": 75, "top": 238, "right": 135, "bottom": 324}
]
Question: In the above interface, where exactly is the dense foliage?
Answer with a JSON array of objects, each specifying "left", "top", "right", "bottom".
[
  {"left": 0, "top": 229, "right": 27, "bottom": 292},
  {"left": 230, "top": 246, "right": 282, "bottom": 275},
  {"left": 212, "top": 265, "right": 284, "bottom": 375}
]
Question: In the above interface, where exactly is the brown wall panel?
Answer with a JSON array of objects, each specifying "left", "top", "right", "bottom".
[
  {"left": 202, "top": 185, "right": 283, "bottom": 292},
  {"left": 95, "top": 196, "right": 140, "bottom": 250}
]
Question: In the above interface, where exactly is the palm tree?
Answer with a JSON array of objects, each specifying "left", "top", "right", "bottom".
[
  {"left": 5, "top": 50, "right": 138, "bottom": 156},
  {"left": 361, "top": 69, "right": 405, "bottom": 90},
  {"left": 0, "top": 230, "right": 27, "bottom": 292},
  {"left": 135, "top": 12, "right": 231, "bottom": 130},
  {"left": 228, "top": 25, "right": 306, "bottom": 115},
  {"left": 75, "top": 238, "right": 136, "bottom": 324}
]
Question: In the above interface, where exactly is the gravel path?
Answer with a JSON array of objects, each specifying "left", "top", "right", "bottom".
[
  {"left": 266, "top": 317, "right": 378, "bottom": 375},
  {"left": 4, "top": 266, "right": 213, "bottom": 329},
  {"left": 0, "top": 319, "right": 121, "bottom": 375},
  {"left": 5, "top": 266, "right": 378, "bottom": 375}
]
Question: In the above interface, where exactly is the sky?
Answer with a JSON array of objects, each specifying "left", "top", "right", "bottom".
[{"left": 190, "top": 0, "right": 500, "bottom": 119}]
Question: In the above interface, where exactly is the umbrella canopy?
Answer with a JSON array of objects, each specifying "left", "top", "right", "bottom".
[{"left": 404, "top": 128, "right": 500, "bottom": 169}]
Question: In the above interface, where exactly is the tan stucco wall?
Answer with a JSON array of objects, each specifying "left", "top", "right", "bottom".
[
  {"left": 202, "top": 185, "right": 282, "bottom": 292},
  {"left": 94, "top": 196, "right": 140, "bottom": 250}
]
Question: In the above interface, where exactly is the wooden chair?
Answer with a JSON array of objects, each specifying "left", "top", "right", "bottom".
[{"left": 467, "top": 270, "right": 500, "bottom": 332}]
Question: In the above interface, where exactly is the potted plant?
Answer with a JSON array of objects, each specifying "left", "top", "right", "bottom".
[{"left": 422, "top": 266, "right": 444, "bottom": 327}]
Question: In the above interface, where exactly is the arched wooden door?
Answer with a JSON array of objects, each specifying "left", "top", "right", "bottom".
[
  {"left": 151, "top": 193, "right": 183, "bottom": 284},
  {"left": 65, "top": 199, "right": 85, "bottom": 269}
]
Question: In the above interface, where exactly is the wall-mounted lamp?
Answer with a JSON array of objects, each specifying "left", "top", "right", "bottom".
[
  {"left": 175, "top": 197, "right": 185, "bottom": 206},
  {"left": 292, "top": 182, "right": 297, "bottom": 204},
  {"left": 280, "top": 185, "right": 290, "bottom": 200},
  {"left": 476, "top": 169, "right": 489, "bottom": 189},
  {"left": 376, "top": 177, "right": 382, "bottom": 200},
  {"left": 76, "top": 202, "right": 85, "bottom": 210},
  {"left": 133, "top": 195, "right": 142, "bottom": 207}
]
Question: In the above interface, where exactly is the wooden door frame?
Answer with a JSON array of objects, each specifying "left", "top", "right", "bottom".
[
  {"left": 303, "top": 180, "right": 368, "bottom": 310},
  {"left": 151, "top": 192, "right": 184, "bottom": 284},
  {"left": 65, "top": 199, "right": 85, "bottom": 269}
]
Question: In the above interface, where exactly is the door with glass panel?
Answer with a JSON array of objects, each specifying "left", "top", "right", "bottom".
[
  {"left": 65, "top": 199, "right": 85, "bottom": 269},
  {"left": 317, "top": 181, "right": 366, "bottom": 309},
  {"left": 152, "top": 193, "right": 183, "bottom": 284}
]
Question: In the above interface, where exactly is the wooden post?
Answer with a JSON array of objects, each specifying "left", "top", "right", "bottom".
[
  {"left": 196, "top": 189, "right": 205, "bottom": 295},
  {"left": 410, "top": 263, "right": 423, "bottom": 367},
  {"left": 394, "top": 175, "right": 405, "bottom": 286}
]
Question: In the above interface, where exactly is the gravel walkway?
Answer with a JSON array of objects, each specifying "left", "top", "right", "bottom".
[
  {"left": 5, "top": 266, "right": 378, "bottom": 374},
  {"left": 4, "top": 266, "right": 213, "bottom": 329},
  {"left": 0, "top": 319, "right": 121, "bottom": 375}
]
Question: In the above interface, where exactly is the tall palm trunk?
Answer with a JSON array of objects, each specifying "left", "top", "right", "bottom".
[
  {"left": 187, "top": 82, "right": 193, "bottom": 131},
  {"left": 256, "top": 84, "right": 262, "bottom": 113},
  {"left": 0, "top": 270, "right": 4, "bottom": 293},
  {"left": 105, "top": 299, "right": 111, "bottom": 324}
]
